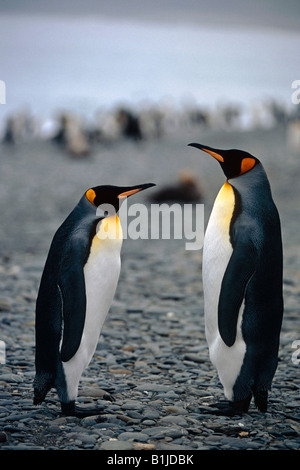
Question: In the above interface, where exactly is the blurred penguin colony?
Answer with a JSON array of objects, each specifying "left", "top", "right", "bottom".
[{"left": 1, "top": 98, "right": 300, "bottom": 158}]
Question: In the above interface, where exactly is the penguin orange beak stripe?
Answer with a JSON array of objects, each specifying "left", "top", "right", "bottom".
[
  {"left": 201, "top": 148, "right": 224, "bottom": 162},
  {"left": 118, "top": 188, "right": 143, "bottom": 199},
  {"left": 117, "top": 183, "right": 155, "bottom": 198},
  {"left": 188, "top": 143, "right": 224, "bottom": 162}
]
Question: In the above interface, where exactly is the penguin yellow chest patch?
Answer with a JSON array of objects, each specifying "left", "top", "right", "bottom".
[
  {"left": 202, "top": 181, "right": 236, "bottom": 339},
  {"left": 203, "top": 180, "right": 235, "bottom": 283},
  {"left": 91, "top": 214, "right": 123, "bottom": 254},
  {"left": 211, "top": 181, "right": 235, "bottom": 236}
]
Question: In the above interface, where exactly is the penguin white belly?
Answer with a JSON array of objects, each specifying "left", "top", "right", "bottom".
[
  {"left": 62, "top": 215, "right": 122, "bottom": 401},
  {"left": 202, "top": 182, "right": 246, "bottom": 401}
]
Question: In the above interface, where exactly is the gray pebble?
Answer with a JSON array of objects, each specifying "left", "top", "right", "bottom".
[
  {"left": 121, "top": 402, "right": 143, "bottom": 411},
  {"left": 221, "top": 437, "right": 262, "bottom": 450},
  {"left": 0, "top": 299, "right": 12, "bottom": 311},
  {"left": 118, "top": 431, "right": 149, "bottom": 442},
  {"left": 98, "top": 440, "right": 134, "bottom": 450},
  {"left": 0, "top": 374, "right": 23, "bottom": 383},
  {"left": 142, "top": 419, "right": 156, "bottom": 426},
  {"left": 159, "top": 415, "right": 188, "bottom": 426},
  {"left": 144, "top": 426, "right": 188, "bottom": 439}
]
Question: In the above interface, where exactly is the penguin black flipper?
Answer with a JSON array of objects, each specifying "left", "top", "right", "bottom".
[
  {"left": 57, "top": 220, "right": 101, "bottom": 363},
  {"left": 58, "top": 256, "right": 87, "bottom": 363},
  {"left": 218, "top": 234, "right": 257, "bottom": 347}
]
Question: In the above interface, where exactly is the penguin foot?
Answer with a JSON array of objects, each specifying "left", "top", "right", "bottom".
[
  {"left": 201, "top": 395, "right": 252, "bottom": 417},
  {"left": 61, "top": 401, "right": 104, "bottom": 418},
  {"left": 254, "top": 390, "right": 268, "bottom": 412},
  {"left": 206, "top": 401, "right": 243, "bottom": 417}
]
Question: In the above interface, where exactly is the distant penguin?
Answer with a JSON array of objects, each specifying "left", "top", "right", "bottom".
[
  {"left": 149, "top": 170, "right": 203, "bottom": 203},
  {"left": 33, "top": 183, "right": 155, "bottom": 417},
  {"left": 189, "top": 143, "right": 283, "bottom": 415}
]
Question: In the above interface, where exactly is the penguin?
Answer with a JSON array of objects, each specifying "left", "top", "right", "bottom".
[
  {"left": 149, "top": 170, "right": 203, "bottom": 204},
  {"left": 188, "top": 143, "right": 283, "bottom": 415},
  {"left": 33, "top": 183, "right": 155, "bottom": 417}
]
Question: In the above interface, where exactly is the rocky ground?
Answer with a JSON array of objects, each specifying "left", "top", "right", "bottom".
[{"left": 0, "top": 123, "right": 299, "bottom": 451}]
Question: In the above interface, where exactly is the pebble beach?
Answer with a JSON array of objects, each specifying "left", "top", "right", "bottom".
[{"left": 0, "top": 119, "right": 299, "bottom": 451}]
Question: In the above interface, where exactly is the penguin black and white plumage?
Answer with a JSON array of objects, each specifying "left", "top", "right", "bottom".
[
  {"left": 33, "top": 183, "right": 155, "bottom": 417},
  {"left": 189, "top": 143, "right": 283, "bottom": 415}
]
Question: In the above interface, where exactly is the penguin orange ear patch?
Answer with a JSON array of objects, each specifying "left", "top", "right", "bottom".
[
  {"left": 240, "top": 158, "right": 256, "bottom": 175},
  {"left": 86, "top": 188, "right": 96, "bottom": 205}
]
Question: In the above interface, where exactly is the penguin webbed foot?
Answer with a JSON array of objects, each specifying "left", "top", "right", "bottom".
[
  {"left": 205, "top": 401, "right": 244, "bottom": 417},
  {"left": 201, "top": 395, "right": 252, "bottom": 417},
  {"left": 61, "top": 401, "right": 104, "bottom": 418},
  {"left": 254, "top": 392, "right": 268, "bottom": 413}
]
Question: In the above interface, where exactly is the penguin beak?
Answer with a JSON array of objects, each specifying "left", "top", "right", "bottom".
[
  {"left": 188, "top": 143, "right": 224, "bottom": 162},
  {"left": 117, "top": 183, "right": 156, "bottom": 199}
]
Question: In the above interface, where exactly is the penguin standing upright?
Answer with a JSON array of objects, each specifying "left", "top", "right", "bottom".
[
  {"left": 189, "top": 143, "right": 283, "bottom": 415},
  {"left": 33, "top": 183, "right": 155, "bottom": 417}
]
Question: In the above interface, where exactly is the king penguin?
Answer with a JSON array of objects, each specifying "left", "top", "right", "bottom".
[
  {"left": 188, "top": 143, "right": 283, "bottom": 415},
  {"left": 33, "top": 183, "right": 155, "bottom": 417}
]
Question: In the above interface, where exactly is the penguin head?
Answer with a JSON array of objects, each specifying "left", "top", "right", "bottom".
[
  {"left": 85, "top": 183, "right": 155, "bottom": 214},
  {"left": 188, "top": 143, "right": 259, "bottom": 179}
]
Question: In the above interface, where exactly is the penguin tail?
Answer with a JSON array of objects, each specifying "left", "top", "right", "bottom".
[{"left": 33, "top": 371, "right": 54, "bottom": 405}]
